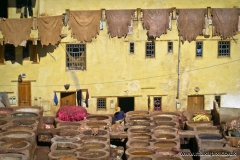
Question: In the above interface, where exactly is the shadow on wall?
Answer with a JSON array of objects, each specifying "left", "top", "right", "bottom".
[
  {"left": 37, "top": 43, "right": 59, "bottom": 62},
  {"left": 70, "top": 72, "right": 81, "bottom": 89}
]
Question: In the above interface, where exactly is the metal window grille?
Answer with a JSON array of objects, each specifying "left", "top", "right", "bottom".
[
  {"left": 130, "top": 42, "right": 134, "bottom": 54},
  {"left": 154, "top": 97, "right": 162, "bottom": 111},
  {"left": 215, "top": 96, "right": 221, "bottom": 107},
  {"left": 4, "top": 45, "right": 15, "bottom": 61},
  {"left": 168, "top": 42, "right": 173, "bottom": 53},
  {"left": 196, "top": 41, "right": 203, "bottom": 57},
  {"left": 97, "top": 98, "right": 106, "bottom": 109},
  {"left": 146, "top": 42, "right": 155, "bottom": 57},
  {"left": 66, "top": 44, "right": 86, "bottom": 70},
  {"left": 218, "top": 41, "right": 230, "bottom": 57}
]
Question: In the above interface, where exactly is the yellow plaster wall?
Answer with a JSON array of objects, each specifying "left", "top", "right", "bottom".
[{"left": 1, "top": 0, "right": 240, "bottom": 115}]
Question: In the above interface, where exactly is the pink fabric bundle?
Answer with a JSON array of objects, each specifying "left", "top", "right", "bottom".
[{"left": 57, "top": 106, "right": 88, "bottom": 122}]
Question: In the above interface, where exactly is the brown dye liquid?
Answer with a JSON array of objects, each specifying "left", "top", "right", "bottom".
[
  {"left": 131, "top": 142, "right": 149, "bottom": 147},
  {"left": 130, "top": 151, "right": 154, "bottom": 155},
  {"left": 0, "top": 120, "right": 7, "bottom": 125},
  {"left": 83, "top": 144, "right": 104, "bottom": 149},
  {"left": 157, "top": 135, "right": 175, "bottom": 139},
  {"left": 131, "top": 130, "right": 149, "bottom": 133},
  {"left": 56, "top": 147, "right": 73, "bottom": 150},
  {"left": 155, "top": 129, "right": 175, "bottom": 133},
  {"left": 154, "top": 142, "right": 176, "bottom": 148},
  {"left": 87, "top": 117, "right": 107, "bottom": 120},
  {"left": 132, "top": 136, "right": 151, "bottom": 140}
]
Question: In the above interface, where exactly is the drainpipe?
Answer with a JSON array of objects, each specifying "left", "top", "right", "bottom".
[{"left": 176, "top": 36, "right": 181, "bottom": 100}]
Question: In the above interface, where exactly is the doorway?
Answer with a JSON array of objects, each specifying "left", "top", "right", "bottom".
[
  {"left": 187, "top": 95, "right": 204, "bottom": 111},
  {"left": 118, "top": 97, "right": 134, "bottom": 113},
  {"left": 18, "top": 81, "right": 31, "bottom": 106},
  {"left": 60, "top": 92, "right": 76, "bottom": 107}
]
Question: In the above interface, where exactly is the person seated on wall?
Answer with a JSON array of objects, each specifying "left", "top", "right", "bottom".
[{"left": 114, "top": 107, "right": 125, "bottom": 126}]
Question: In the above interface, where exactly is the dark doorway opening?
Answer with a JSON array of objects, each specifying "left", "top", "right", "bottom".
[
  {"left": 118, "top": 97, "right": 134, "bottom": 113},
  {"left": 0, "top": 0, "right": 8, "bottom": 18}
]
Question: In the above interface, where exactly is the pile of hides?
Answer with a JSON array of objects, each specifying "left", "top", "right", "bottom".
[
  {"left": 56, "top": 106, "right": 88, "bottom": 122},
  {"left": 37, "top": 15, "right": 63, "bottom": 46},
  {"left": 192, "top": 112, "right": 210, "bottom": 121},
  {"left": 0, "top": 92, "right": 11, "bottom": 107},
  {"left": 106, "top": 10, "right": 135, "bottom": 38},
  {"left": 68, "top": 10, "right": 101, "bottom": 42},
  {"left": 177, "top": 9, "right": 206, "bottom": 43},
  {"left": 142, "top": 9, "right": 172, "bottom": 38}
]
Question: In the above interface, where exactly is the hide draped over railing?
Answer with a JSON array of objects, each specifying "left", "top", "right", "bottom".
[
  {"left": 211, "top": 8, "right": 240, "bottom": 39},
  {"left": 37, "top": 15, "right": 63, "bottom": 46},
  {"left": 142, "top": 9, "right": 173, "bottom": 38},
  {"left": 68, "top": 10, "right": 101, "bottom": 42},
  {"left": 0, "top": 8, "right": 239, "bottom": 47},
  {"left": 105, "top": 10, "right": 135, "bottom": 38},
  {"left": 0, "top": 18, "right": 32, "bottom": 47},
  {"left": 177, "top": 9, "right": 207, "bottom": 43}
]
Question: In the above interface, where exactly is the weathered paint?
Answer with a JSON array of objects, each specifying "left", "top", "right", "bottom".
[{"left": 1, "top": 0, "right": 240, "bottom": 115}]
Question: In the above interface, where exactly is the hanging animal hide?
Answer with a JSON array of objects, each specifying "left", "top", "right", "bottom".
[
  {"left": 211, "top": 8, "right": 240, "bottom": 39},
  {"left": 105, "top": 10, "right": 135, "bottom": 38},
  {"left": 0, "top": 18, "right": 32, "bottom": 47},
  {"left": 68, "top": 10, "right": 101, "bottom": 42},
  {"left": 177, "top": 9, "right": 206, "bottom": 43},
  {"left": 142, "top": 9, "right": 172, "bottom": 38},
  {"left": 37, "top": 15, "right": 63, "bottom": 46}
]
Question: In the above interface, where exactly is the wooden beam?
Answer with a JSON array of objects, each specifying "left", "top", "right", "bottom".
[
  {"left": 76, "top": 89, "right": 88, "bottom": 91},
  {"left": 55, "top": 90, "right": 76, "bottom": 93},
  {"left": 91, "top": 95, "right": 142, "bottom": 98},
  {"left": 188, "top": 93, "right": 227, "bottom": 96},
  {"left": 0, "top": 92, "right": 14, "bottom": 94},
  {"left": 11, "top": 80, "right": 36, "bottom": 82},
  {"left": 147, "top": 94, "right": 168, "bottom": 97}
]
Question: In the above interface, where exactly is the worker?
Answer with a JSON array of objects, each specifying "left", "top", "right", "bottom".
[{"left": 113, "top": 107, "right": 125, "bottom": 126}]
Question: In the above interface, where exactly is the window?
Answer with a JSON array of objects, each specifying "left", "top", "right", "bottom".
[
  {"left": 66, "top": 44, "right": 86, "bottom": 70},
  {"left": 218, "top": 41, "right": 230, "bottom": 57},
  {"left": 146, "top": 42, "right": 155, "bottom": 57},
  {"left": 4, "top": 44, "right": 15, "bottom": 61},
  {"left": 215, "top": 96, "right": 221, "bottom": 107},
  {"left": 196, "top": 41, "right": 203, "bottom": 57},
  {"left": 168, "top": 42, "right": 173, "bottom": 53},
  {"left": 154, "top": 97, "right": 162, "bottom": 111},
  {"left": 16, "top": 0, "right": 24, "bottom": 13},
  {"left": 97, "top": 98, "right": 106, "bottom": 109},
  {"left": 130, "top": 42, "right": 134, "bottom": 54}
]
